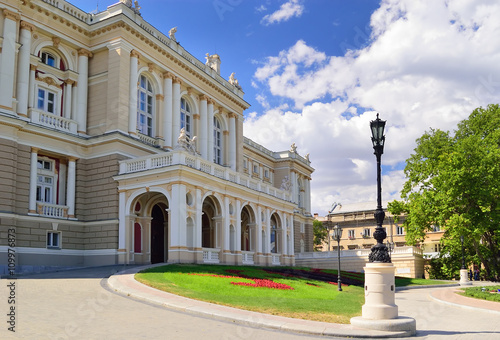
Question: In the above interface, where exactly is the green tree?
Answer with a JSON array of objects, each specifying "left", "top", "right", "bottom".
[
  {"left": 389, "top": 104, "right": 500, "bottom": 281},
  {"left": 313, "top": 219, "right": 328, "bottom": 251}
]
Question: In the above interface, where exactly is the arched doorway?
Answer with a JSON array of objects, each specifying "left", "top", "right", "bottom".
[
  {"left": 151, "top": 204, "right": 167, "bottom": 264},
  {"left": 241, "top": 205, "right": 255, "bottom": 252}
]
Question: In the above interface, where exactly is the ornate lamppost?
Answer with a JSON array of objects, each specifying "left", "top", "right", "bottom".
[
  {"left": 331, "top": 224, "right": 343, "bottom": 291},
  {"left": 351, "top": 113, "right": 416, "bottom": 335},
  {"left": 369, "top": 113, "right": 391, "bottom": 263}
]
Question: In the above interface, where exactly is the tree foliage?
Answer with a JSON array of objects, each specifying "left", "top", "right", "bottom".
[
  {"left": 388, "top": 104, "right": 500, "bottom": 281},
  {"left": 313, "top": 219, "right": 328, "bottom": 251}
]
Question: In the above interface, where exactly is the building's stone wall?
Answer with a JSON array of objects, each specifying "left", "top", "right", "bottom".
[
  {"left": 0, "top": 139, "right": 30, "bottom": 215},
  {"left": 76, "top": 154, "right": 126, "bottom": 221}
]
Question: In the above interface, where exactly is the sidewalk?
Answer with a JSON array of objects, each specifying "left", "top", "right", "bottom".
[{"left": 430, "top": 284, "right": 500, "bottom": 314}]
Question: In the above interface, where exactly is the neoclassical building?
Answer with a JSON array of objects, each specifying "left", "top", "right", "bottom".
[{"left": 0, "top": 0, "right": 314, "bottom": 273}]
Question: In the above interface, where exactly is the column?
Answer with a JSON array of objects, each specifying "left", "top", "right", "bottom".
[
  {"left": 63, "top": 80, "right": 74, "bottom": 119},
  {"left": 305, "top": 177, "right": 311, "bottom": 213},
  {"left": 128, "top": 50, "right": 139, "bottom": 135},
  {"left": 228, "top": 113, "right": 237, "bottom": 171},
  {"left": 199, "top": 95, "right": 208, "bottom": 158},
  {"left": 171, "top": 78, "right": 181, "bottom": 146},
  {"left": 28, "top": 65, "right": 36, "bottom": 109},
  {"left": 76, "top": 49, "right": 92, "bottom": 134},
  {"left": 265, "top": 208, "right": 271, "bottom": 254},
  {"left": 289, "top": 215, "right": 295, "bottom": 254},
  {"left": 207, "top": 99, "right": 214, "bottom": 162},
  {"left": 281, "top": 212, "right": 288, "bottom": 256},
  {"left": 235, "top": 199, "right": 242, "bottom": 252},
  {"left": 195, "top": 188, "right": 203, "bottom": 250},
  {"left": 163, "top": 73, "right": 173, "bottom": 149},
  {"left": 290, "top": 171, "right": 298, "bottom": 204},
  {"left": 156, "top": 94, "right": 164, "bottom": 141},
  {"left": 66, "top": 157, "right": 77, "bottom": 218},
  {"left": 16, "top": 21, "right": 35, "bottom": 117},
  {"left": 223, "top": 196, "right": 230, "bottom": 252},
  {"left": 118, "top": 191, "right": 126, "bottom": 250},
  {"left": 28, "top": 147, "right": 39, "bottom": 213},
  {"left": 0, "top": 10, "right": 20, "bottom": 110},
  {"left": 256, "top": 205, "right": 263, "bottom": 255}
]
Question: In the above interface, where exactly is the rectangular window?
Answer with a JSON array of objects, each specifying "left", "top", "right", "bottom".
[
  {"left": 396, "top": 226, "right": 404, "bottom": 235},
  {"left": 243, "top": 160, "right": 248, "bottom": 169},
  {"left": 300, "top": 223, "right": 305, "bottom": 233},
  {"left": 348, "top": 230, "right": 355, "bottom": 239},
  {"left": 264, "top": 169, "right": 269, "bottom": 178},
  {"left": 37, "top": 88, "right": 57, "bottom": 114},
  {"left": 433, "top": 225, "right": 441, "bottom": 232},
  {"left": 363, "top": 228, "right": 371, "bottom": 237},
  {"left": 41, "top": 52, "right": 56, "bottom": 67},
  {"left": 47, "top": 231, "right": 61, "bottom": 249},
  {"left": 253, "top": 164, "right": 258, "bottom": 173}
]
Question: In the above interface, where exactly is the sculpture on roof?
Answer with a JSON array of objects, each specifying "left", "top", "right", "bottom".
[
  {"left": 133, "top": 1, "right": 141, "bottom": 14},
  {"left": 305, "top": 153, "right": 310, "bottom": 162},
  {"left": 290, "top": 143, "right": 297, "bottom": 153},
  {"left": 120, "top": 0, "right": 132, "bottom": 7},
  {"left": 169, "top": 27, "right": 177, "bottom": 41}
]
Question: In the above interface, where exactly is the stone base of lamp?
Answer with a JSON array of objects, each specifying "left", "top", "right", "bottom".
[
  {"left": 460, "top": 268, "right": 472, "bottom": 286},
  {"left": 350, "top": 262, "right": 416, "bottom": 336}
]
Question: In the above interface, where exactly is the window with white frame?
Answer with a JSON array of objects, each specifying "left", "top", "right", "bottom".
[
  {"left": 396, "top": 225, "right": 404, "bottom": 235},
  {"left": 36, "top": 158, "right": 56, "bottom": 204},
  {"left": 37, "top": 88, "right": 57, "bottom": 114},
  {"left": 300, "top": 222, "right": 305, "bottom": 233},
  {"left": 253, "top": 164, "right": 258, "bottom": 173},
  {"left": 40, "top": 51, "right": 59, "bottom": 68},
  {"left": 180, "top": 97, "right": 191, "bottom": 137},
  {"left": 432, "top": 225, "right": 441, "bottom": 232},
  {"left": 264, "top": 169, "right": 269, "bottom": 178},
  {"left": 348, "top": 229, "right": 355, "bottom": 239},
  {"left": 213, "top": 116, "right": 222, "bottom": 165},
  {"left": 137, "top": 75, "right": 154, "bottom": 136},
  {"left": 47, "top": 231, "right": 61, "bottom": 249},
  {"left": 363, "top": 228, "right": 371, "bottom": 237},
  {"left": 243, "top": 159, "right": 248, "bottom": 169}
]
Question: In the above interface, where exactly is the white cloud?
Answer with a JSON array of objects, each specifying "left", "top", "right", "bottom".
[
  {"left": 246, "top": 0, "right": 500, "bottom": 215},
  {"left": 261, "top": 0, "right": 304, "bottom": 26}
]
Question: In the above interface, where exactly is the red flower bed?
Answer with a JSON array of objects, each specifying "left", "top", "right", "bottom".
[
  {"left": 185, "top": 271, "right": 294, "bottom": 290},
  {"left": 231, "top": 278, "right": 294, "bottom": 290}
]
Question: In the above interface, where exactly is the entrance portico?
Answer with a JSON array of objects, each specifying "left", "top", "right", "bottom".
[{"left": 114, "top": 149, "right": 297, "bottom": 266}]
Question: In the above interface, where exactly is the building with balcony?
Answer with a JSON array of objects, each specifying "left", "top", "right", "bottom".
[{"left": 0, "top": 0, "right": 314, "bottom": 273}]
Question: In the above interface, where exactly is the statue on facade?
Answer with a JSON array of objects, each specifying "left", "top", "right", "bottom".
[
  {"left": 120, "top": 0, "right": 132, "bottom": 7},
  {"left": 133, "top": 0, "right": 141, "bottom": 14},
  {"left": 176, "top": 128, "right": 197, "bottom": 155},
  {"left": 290, "top": 143, "right": 297, "bottom": 153},
  {"left": 305, "top": 153, "right": 310, "bottom": 162},
  {"left": 169, "top": 27, "right": 177, "bottom": 41},
  {"left": 228, "top": 72, "right": 242, "bottom": 89},
  {"left": 280, "top": 175, "right": 292, "bottom": 192}
]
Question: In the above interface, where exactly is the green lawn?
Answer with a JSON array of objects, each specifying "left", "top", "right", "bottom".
[
  {"left": 135, "top": 264, "right": 364, "bottom": 323},
  {"left": 135, "top": 264, "right": 451, "bottom": 324},
  {"left": 459, "top": 285, "right": 500, "bottom": 302}
]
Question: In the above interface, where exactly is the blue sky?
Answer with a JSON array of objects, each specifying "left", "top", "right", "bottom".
[{"left": 68, "top": 0, "right": 500, "bottom": 215}]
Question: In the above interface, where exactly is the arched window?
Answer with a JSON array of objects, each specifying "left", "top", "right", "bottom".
[
  {"left": 180, "top": 97, "right": 191, "bottom": 137},
  {"left": 213, "top": 116, "right": 222, "bottom": 165},
  {"left": 36, "top": 49, "right": 66, "bottom": 116},
  {"left": 270, "top": 214, "right": 280, "bottom": 254},
  {"left": 137, "top": 75, "right": 154, "bottom": 136}
]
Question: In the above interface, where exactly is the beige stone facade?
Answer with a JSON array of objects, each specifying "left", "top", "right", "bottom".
[{"left": 0, "top": 0, "right": 314, "bottom": 274}]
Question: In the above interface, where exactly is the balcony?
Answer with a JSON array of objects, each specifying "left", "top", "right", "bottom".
[
  {"left": 37, "top": 202, "right": 69, "bottom": 219},
  {"left": 202, "top": 248, "right": 220, "bottom": 264},
  {"left": 118, "top": 150, "right": 292, "bottom": 202},
  {"left": 30, "top": 110, "right": 78, "bottom": 134},
  {"left": 241, "top": 251, "right": 254, "bottom": 265}
]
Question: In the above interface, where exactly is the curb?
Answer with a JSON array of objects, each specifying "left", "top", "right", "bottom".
[
  {"left": 107, "top": 264, "right": 415, "bottom": 338},
  {"left": 429, "top": 287, "right": 500, "bottom": 316}
]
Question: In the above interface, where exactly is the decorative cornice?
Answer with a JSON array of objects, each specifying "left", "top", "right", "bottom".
[
  {"left": 155, "top": 94, "right": 164, "bottom": 101},
  {"left": 20, "top": 21, "right": 36, "bottom": 32},
  {"left": 78, "top": 48, "right": 93, "bottom": 58},
  {"left": 30, "top": 64, "right": 37, "bottom": 71},
  {"left": 172, "top": 77, "right": 182, "bottom": 85},
  {"left": 31, "top": 147, "right": 39, "bottom": 153},
  {"left": 64, "top": 79, "right": 75, "bottom": 86},
  {"left": 130, "top": 49, "right": 141, "bottom": 59},
  {"left": 163, "top": 71, "right": 173, "bottom": 79},
  {"left": 3, "top": 9, "right": 20, "bottom": 21},
  {"left": 199, "top": 94, "right": 208, "bottom": 102},
  {"left": 36, "top": 73, "right": 63, "bottom": 87},
  {"left": 192, "top": 114, "right": 200, "bottom": 120}
]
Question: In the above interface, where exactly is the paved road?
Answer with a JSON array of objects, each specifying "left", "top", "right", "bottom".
[{"left": 1, "top": 265, "right": 499, "bottom": 339}]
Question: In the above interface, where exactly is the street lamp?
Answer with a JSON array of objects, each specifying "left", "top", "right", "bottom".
[
  {"left": 460, "top": 235, "right": 465, "bottom": 269},
  {"left": 369, "top": 113, "right": 391, "bottom": 263},
  {"left": 331, "top": 224, "right": 343, "bottom": 291}
]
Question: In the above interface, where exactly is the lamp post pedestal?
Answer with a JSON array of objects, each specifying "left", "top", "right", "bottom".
[
  {"left": 351, "top": 263, "right": 416, "bottom": 336},
  {"left": 460, "top": 269, "right": 472, "bottom": 286}
]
